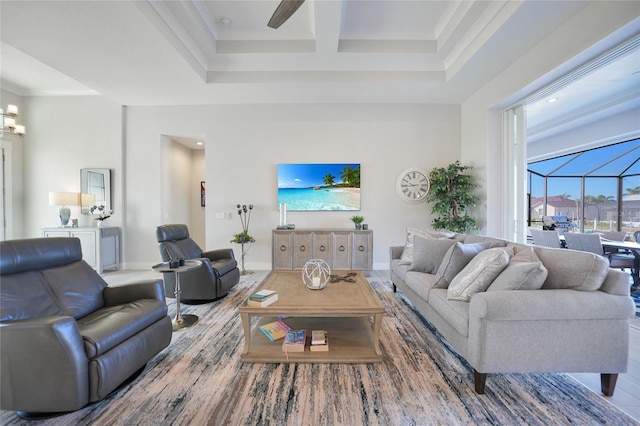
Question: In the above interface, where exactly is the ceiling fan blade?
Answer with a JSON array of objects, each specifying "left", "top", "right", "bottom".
[{"left": 267, "top": 0, "right": 305, "bottom": 29}]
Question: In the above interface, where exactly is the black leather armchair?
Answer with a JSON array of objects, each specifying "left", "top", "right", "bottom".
[
  {"left": 0, "top": 238, "right": 172, "bottom": 417},
  {"left": 156, "top": 224, "right": 240, "bottom": 302}
]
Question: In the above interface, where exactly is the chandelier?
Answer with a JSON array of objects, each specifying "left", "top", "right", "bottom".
[{"left": 2, "top": 105, "right": 26, "bottom": 137}]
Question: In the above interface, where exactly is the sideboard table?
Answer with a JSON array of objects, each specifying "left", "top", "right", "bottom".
[{"left": 42, "top": 226, "right": 120, "bottom": 274}]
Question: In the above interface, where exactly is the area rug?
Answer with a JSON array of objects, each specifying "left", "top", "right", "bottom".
[{"left": 1, "top": 276, "right": 637, "bottom": 426}]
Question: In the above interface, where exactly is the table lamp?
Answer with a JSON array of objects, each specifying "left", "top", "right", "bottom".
[{"left": 49, "top": 192, "right": 80, "bottom": 226}]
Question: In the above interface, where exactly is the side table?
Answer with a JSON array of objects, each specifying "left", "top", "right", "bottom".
[{"left": 153, "top": 259, "right": 202, "bottom": 331}]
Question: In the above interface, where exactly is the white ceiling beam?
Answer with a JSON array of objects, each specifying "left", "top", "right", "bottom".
[{"left": 311, "top": 0, "right": 343, "bottom": 54}]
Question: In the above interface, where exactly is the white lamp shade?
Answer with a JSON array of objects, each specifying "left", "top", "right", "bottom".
[
  {"left": 4, "top": 117, "right": 15, "bottom": 129},
  {"left": 49, "top": 192, "right": 80, "bottom": 206},
  {"left": 14, "top": 125, "right": 25, "bottom": 135},
  {"left": 6, "top": 105, "right": 18, "bottom": 115},
  {"left": 81, "top": 193, "right": 96, "bottom": 206}
]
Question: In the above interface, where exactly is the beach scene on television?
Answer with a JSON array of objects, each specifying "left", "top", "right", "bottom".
[{"left": 278, "top": 163, "right": 361, "bottom": 211}]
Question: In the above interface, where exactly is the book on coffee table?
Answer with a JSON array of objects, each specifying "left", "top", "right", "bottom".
[
  {"left": 247, "top": 290, "right": 278, "bottom": 307},
  {"left": 282, "top": 329, "right": 306, "bottom": 353},
  {"left": 259, "top": 319, "right": 291, "bottom": 341},
  {"left": 310, "top": 330, "right": 329, "bottom": 352}
]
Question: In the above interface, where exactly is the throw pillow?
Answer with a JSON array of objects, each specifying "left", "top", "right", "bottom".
[
  {"left": 433, "top": 242, "right": 492, "bottom": 288},
  {"left": 488, "top": 245, "right": 548, "bottom": 291},
  {"left": 447, "top": 247, "right": 514, "bottom": 302},
  {"left": 399, "top": 227, "right": 456, "bottom": 265},
  {"left": 409, "top": 236, "right": 457, "bottom": 274}
]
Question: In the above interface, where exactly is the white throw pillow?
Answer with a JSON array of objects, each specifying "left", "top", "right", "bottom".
[
  {"left": 488, "top": 245, "right": 548, "bottom": 291},
  {"left": 398, "top": 227, "right": 456, "bottom": 265},
  {"left": 446, "top": 247, "right": 514, "bottom": 301},
  {"left": 433, "top": 242, "right": 492, "bottom": 288}
]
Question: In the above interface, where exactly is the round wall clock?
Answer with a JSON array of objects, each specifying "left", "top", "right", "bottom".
[{"left": 396, "top": 168, "right": 430, "bottom": 203}]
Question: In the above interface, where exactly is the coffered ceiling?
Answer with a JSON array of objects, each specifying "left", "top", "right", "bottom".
[
  {"left": 1, "top": 0, "right": 590, "bottom": 106},
  {"left": 0, "top": 0, "right": 638, "bottom": 139}
]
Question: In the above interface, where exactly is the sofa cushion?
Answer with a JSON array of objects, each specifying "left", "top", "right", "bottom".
[
  {"left": 447, "top": 247, "right": 513, "bottom": 301},
  {"left": 488, "top": 245, "right": 548, "bottom": 291},
  {"left": 433, "top": 242, "right": 491, "bottom": 288},
  {"left": 463, "top": 234, "right": 508, "bottom": 248},
  {"left": 399, "top": 228, "right": 455, "bottom": 265},
  {"left": 211, "top": 258, "right": 238, "bottom": 276},
  {"left": 77, "top": 299, "right": 169, "bottom": 358},
  {"left": 42, "top": 262, "right": 107, "bottom": 319},
  {"left": 534, "top": 246, "right": 610, "bottom": 291},
  {"left": 391, "top": 259, "right": 410, "bottom": 282},
  {"left": 0, "top": 272, "right": 67, "bottom": 321},
  {"left": 409, "top": 236, "right": 457, "bottom": 274},
  {"left": 405, "top": 271, "right": 439, "bottom": 301},
  {"left": 428, "top": 288, "right": 469, "bottom": 337}
]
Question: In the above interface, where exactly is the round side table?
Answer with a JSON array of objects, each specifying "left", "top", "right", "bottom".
[{"left": 153, "top": 259, "right": 202, "bottom": 331}]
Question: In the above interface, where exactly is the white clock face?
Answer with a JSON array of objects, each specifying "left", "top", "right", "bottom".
[{"left": 396, "top": 168, "right": 430, "bottom": 203}]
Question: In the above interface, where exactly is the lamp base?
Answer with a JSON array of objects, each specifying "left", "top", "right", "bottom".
[{"left": 58, "top": 206, "right": 71, "bottom": 226}]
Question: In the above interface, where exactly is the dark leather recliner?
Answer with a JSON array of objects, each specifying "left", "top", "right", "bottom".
[
  {"left": 0, "top": 237, "right": 172, "bottom": 416},
  {"left": 156, "top": 224, "right": 240, "bottom": 302}
]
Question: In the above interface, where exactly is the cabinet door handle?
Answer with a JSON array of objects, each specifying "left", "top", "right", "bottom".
[
  {"left": 358, "top": 245, "right": 365, "bottom": 252},
  {"left": 319, "top": 245, "right": 326, "bottom": 252},
  {"left": 280, "top": 245, "right": 287, "bottom": 252},
  {"left": 300, "top": 245, "right": 306, "bottom": 252},
  {"left": 339, "top": 245, "right": 345, "bottom": 252}
]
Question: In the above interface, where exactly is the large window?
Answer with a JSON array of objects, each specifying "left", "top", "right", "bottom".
[{"left": 527, "top": 139, "right": 640, "bottom": 233}]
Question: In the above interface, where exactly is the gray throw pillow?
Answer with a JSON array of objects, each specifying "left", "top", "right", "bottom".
[
  {"left": 433, "top": 242, "right": 491, "bottom": 288},
  {"left": 409, "top": 236, "right": 457, "bottom": 274},
  {"left": 488, "top": 245, "right": 548, "bottom": 291},
  {"left": 398, "top": 227, "right": 456, "bottom": 265},
  {"left": 447, "top": 247, "right": 514, "bottom": 301}
]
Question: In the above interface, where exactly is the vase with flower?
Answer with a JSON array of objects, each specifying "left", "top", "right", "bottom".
[
  {"left": 90, "top": 205, "right": 113, "bottom": 228},
  {"left": 230, "top": 204, "right": 254, "bottom": 275}
]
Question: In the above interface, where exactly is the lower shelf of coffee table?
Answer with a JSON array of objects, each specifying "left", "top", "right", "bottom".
[{"left": 241, "top": 316, "right": 382, "bottom": 363}]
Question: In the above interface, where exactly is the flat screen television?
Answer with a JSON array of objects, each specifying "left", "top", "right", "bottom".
[{"left": 277, "top": 163, "right": 361, "bottom": 211}]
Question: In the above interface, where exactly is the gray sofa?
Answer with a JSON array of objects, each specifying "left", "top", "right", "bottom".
[
  {"left": 0, "top": 237, "right": 172, "bottom": 417},
  {"left": 390, "top": 231, "right": 635, "bottom": 395}
]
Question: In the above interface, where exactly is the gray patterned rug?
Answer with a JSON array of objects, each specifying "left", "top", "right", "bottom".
[{"left": 1, "top": 276, "right": 637, "bottom": 425}]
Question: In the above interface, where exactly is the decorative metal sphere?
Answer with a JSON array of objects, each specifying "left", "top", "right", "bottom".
[{"left": 302, "top": 259, "right": 331, "bottom": 290}]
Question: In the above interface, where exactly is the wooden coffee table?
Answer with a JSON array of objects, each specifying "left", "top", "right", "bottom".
[{"left": 239, "top": 271, "right": 385, "bottom": 363}]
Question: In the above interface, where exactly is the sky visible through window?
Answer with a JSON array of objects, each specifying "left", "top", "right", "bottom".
[{"left": 528, "top": 139, "right": 640, "bottom": 200}]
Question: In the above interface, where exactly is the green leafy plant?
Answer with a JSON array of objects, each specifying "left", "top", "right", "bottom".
[
  {"left": 425, "top": 161, "right": 478, "bottom": 233},
  {"left": 350, "top": 215, "right": 364, "bottom": 224}
]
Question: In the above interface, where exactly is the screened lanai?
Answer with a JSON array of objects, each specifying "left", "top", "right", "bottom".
[{"left": 528, "top": 138, "right": 640, "bottom": 234}]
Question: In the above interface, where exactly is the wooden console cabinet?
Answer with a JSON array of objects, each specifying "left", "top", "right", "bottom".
[
  {"left": 42, "top": 227, "right": 120, "bottom": 274},
  {"left": 272, "top": 228, "right": 373, "bottom": 271}
]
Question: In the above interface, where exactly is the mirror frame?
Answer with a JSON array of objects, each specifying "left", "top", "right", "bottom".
[{"left": 81, "top": 168, "right": 112, "bottom": 214}]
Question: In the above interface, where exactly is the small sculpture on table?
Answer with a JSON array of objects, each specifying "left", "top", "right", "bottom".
[{"left": 302, "top": 259, "right": 331, "bottom": 290}]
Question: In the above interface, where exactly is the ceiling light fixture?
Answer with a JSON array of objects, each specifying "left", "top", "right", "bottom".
[
  {"left": 221, "top": 17, "right": 232, "bottom": 26},
  {"left": 1, "top": 105, "right": 26, "bottom": 137},
  {"left": 195, "top": 141, "right": 204, "bottom": 146},
  {"left": 547, "top": 98, "right": 559, "bottom": 103}
]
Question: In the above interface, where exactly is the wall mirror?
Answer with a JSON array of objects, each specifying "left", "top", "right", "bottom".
[{"left": 81, "top": 168, "right": 112, "bottom": 214}]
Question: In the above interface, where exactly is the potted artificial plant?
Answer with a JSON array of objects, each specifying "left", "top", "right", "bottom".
[
  {"left": 424, "top": 161, "right": 478, "bottom": 234},
  {"left": 350, "top": 215, "right": 364, "bottom": 229}
]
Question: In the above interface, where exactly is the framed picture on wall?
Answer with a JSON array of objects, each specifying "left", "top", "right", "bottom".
[{"left": 201, "top": 181, "right": 206, "bottom": 207}]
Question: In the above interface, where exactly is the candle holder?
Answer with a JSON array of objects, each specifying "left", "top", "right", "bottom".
[{"left": 302, "top": 259, "right": 331, "bottom": 290}]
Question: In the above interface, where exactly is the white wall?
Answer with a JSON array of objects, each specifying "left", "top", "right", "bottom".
[
  {"left": 461, "top": 2, "right": 639, "bottom": 238},
  {"left": 21, "top": 96, "right": 122, "bottom": 237},
  {"left": 125, "top": 104, "right": 461, "bottom": 270}
]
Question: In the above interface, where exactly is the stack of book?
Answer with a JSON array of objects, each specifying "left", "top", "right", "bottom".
[
  {"left": 282, "top": 329, "right": 306, "bottom": 355},
  {"left": 247, "top": 289, "right": 278, "bottom": 307},
  {"left": 310, "top": 329, "right": 329, "bottom": 352},
  {"left": 259, "top": 319, "right": 291, "bottom": 341}
]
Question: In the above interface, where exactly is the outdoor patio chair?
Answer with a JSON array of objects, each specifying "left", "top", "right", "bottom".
[
  {"left": 563, "top": 232, "right": 635, "bottom": 273},
  {"left": 530, "top": 229, "right": 563, "bottom": 249}
]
